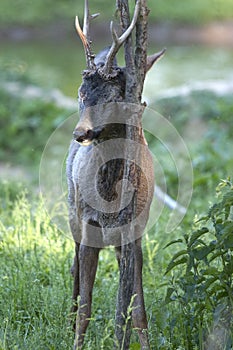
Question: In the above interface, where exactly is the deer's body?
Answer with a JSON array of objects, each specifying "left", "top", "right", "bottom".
[
  {"left": 66, "top": 1, "right": 165, "bottom": 349},
  {"left": 67, "top": 69, "right": 154, "bottom": 349}
]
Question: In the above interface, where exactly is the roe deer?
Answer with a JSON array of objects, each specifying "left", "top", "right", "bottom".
[{"left": 66, "top": 0, "right": 165, "bottom": 348}]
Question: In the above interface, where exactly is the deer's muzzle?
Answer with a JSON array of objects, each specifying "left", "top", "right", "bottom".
[{"left": 73, "top": 128, "right": 94, "bottom": 146}]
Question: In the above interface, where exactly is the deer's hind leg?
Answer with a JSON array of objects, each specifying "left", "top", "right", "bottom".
[{"left": 132, "top": 238, "right": 150, "bottom": 350}]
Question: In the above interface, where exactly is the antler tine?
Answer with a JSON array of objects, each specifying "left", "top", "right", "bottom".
[
  {"left": 101, "top": 0, "right": 141, "bottom": 76},
  {"left": 75, "top": 0, "right": 99, "bottom": 70},
  {"left": 75, "top": 16, "right": 89, "bottom": 50},
  {"left": 83, "top": 0, "right": 90, "bottom": 39},
  {"left": 146, "top": 48, "right": 167, "bottom": 72},
  {"left": 83, "top": 0, "right": 100, "bottom": 42}
]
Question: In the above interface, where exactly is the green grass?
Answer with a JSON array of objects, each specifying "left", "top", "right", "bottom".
[
  {"left": 1, "top": 180, "right": 232, "bottom": 348},
  {"left": 1, "top": 0, "right": 233, "bottom": 25},
  {"left": 0, "top": 184, "right": 168, "bottom": 349},
  {"left": 0, "top": 188, "right": 73, "bottom": 349}
]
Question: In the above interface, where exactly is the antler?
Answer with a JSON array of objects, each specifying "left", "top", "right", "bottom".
[
  {"left": 75, "top": 0, "right": 99, "bottom": 70},
  {"left": 100, "top": 0, "right": 141, "bottom": 77},
  {"left": 146, "top": 48, "right": 166, "bottom": 72}
]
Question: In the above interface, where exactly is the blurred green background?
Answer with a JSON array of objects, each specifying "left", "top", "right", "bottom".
[
  {"left": 1, "top": 0, "right": 233, "bottom": 172},
  {"left": 1, "top": 0, "right": 233, "bottom": 24}
]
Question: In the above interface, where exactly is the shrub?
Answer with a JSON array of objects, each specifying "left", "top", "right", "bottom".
[{"left": 164, "top": 178, "right": 233, "bottom": 349}]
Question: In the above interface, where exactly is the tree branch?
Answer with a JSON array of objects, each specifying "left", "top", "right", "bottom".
[{"left": 135, "top": 0, "right": 149, "bottom": 102}]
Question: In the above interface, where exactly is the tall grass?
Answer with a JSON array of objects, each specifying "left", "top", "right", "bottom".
[
  {"left": 0, "top": 186, "right": 74, "bottom": 349},
  {"left": 0, "top": 182, "right": 175, "bottom": 349}
]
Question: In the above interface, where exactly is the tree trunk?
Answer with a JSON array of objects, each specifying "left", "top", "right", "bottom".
[{"left": 115, "top": 1, "right": 149, "bottom": 349}]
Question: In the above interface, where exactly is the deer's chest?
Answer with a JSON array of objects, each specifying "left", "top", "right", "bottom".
[{"left": 72, "top": 145, "right": 125, "bottom": 209}]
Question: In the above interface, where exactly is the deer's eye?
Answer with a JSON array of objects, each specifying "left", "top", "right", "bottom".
[{"left": 79, "top": 91, "right": 86, "bottom": 103}]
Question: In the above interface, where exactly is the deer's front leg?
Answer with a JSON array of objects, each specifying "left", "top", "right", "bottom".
[
  {"left": 71, "top": 242, "right": 80, "bottom": 319},
  {"left": 132, "top": 238, "right": 150, "bottom": 350},
  {"left": 74, "top": 244, "right": 100, "bottom": 350}
]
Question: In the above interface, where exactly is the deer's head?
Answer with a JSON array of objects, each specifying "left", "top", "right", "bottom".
[{"left": 73, "top": 0, "right": 165, "bottom": 146}]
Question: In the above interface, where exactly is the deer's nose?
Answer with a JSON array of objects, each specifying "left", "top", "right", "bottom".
[{"left": 73, "top": 128, "right": 94, "bottom": 145}]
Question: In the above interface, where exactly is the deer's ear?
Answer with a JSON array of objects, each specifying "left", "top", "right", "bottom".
[
  {"left": 146, "top": 48, "right": 166, "bottom": 72},
  {"left": 94, "top": 46, "right": 118, "bottom": 68}
]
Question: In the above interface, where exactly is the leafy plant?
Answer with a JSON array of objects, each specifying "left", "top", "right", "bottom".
[{"left": 164, "top": 178, "right": 233, "bottom": 349}]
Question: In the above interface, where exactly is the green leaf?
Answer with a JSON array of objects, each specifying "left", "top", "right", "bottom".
[
  {"left": 192, "top": 243, "right": 215, "bottom": 261},
  {"left": 222, "top": 191, "right": 233, "bottom": 207},
  {"left": 165, "top": 287, "right": 175, "bottom": 304},
  {"left": 216, "top": 291, "right": 228, "bottom": 300},
  {"left": 165, "top": 256, "right": 188, "bottom": 275},
  {"left": 163, "top": 238, "right": 183, "bottom": 249},
  {"left": 203, "top": 276, "right": 219, "bottom": 291},
  {"left": 195, "top": 215, "right": 209, "bottom": 223},
  {"left": 208, "top": 250, "right": 224, "bottom": 263},
  {"left": 209, "top": 190, "right": 233, "bottom": 221},
  {"left": 220, "top": 221, "right": 233, "bottom": 235},
  {"left": 224, "top": 237, "right": 233, "bottom": 249},
  {"left": 209, "top": 203, "right": 221, "bottom": 218},
  {"left": 221, "top": 222, "right": 233, "bottom": 246},
  {"left": 167, "top": 250, "right": 188, "bottom": 267},
  {"left": 188, "top": 227, "right": 209, "bottom": 247},
  {"left": 202, "top": 267, "right": 220, "bottom": 276}
]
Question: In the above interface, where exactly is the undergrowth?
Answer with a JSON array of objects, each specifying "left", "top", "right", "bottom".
[
  {"left": 1, "top": 177, "right": 233, "bottom": 349},
  {"left": 164, "top": 179, "right": 233, "bottom": 349},
  {"left": 0, "top": 187, "right": 74, "bottom": 349}
]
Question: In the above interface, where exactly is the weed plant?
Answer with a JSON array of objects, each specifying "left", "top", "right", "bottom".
[{"left": 164, "top": 179, "right": 233, "bottom": 349}]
